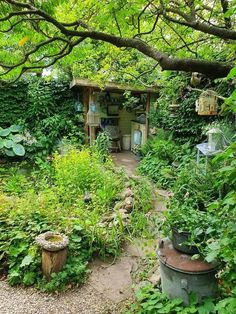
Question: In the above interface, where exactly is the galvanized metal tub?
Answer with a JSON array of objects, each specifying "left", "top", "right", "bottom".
[{"left": 157, "top": 239, "right": 218, "bottom": 304}]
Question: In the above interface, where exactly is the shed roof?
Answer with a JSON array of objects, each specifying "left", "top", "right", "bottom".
[{"left": 70, "top": 78, "right": 158, "bottom": 93}]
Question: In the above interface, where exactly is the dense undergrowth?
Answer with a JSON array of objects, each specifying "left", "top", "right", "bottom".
[
  {"left": 129, "top": 70, "right": 236, "bottom": 313},
  {"left": 0, "top": 147, "right": 153, "bottom": 292},
  {"left": 128, "top": 139, "right": 236, "bottom": 314}
]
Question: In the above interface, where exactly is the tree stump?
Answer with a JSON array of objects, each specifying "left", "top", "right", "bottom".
[
  {"left": 42, "top": 248, "right": 67, "bottom": 280},
  {"left": 36, "top": 231, "right": 69, "bottom": 280}
]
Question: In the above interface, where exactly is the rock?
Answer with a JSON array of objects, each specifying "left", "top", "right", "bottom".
[
  {"left": 148, "top": 273, "right": 161, "bottom": 286},
  {"left": 84, "top": 192, "right": 92, "bottom": 203},
  {"left": 124, "top": 197, "right": 134, "bottom": 211},
  {"left": 101, "top": 214, "right": 114, "bottom": 223},
  {"left": 118, "top": 208, "right": 129, "bottom": 220},
  {"left": 124, "top": 188, "right": 134, "bottom": 198}
]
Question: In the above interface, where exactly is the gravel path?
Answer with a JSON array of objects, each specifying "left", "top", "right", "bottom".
[{"left": 0, "top": 281, "right": 120, "bottom": 314}]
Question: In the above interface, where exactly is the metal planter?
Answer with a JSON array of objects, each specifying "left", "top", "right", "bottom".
[{"left": 158, "top": 239, "right": 218, "bottom": 304}]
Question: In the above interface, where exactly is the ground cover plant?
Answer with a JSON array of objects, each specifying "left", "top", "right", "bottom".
[
  {"left": 0, "top": 147, "right": 154, "bottom": 291},
  {"left": 126, "top": 284, "right": 236, "bottom": 314},
  {"left": 138, "top": 134, "right": 194, "bottom": 189}
]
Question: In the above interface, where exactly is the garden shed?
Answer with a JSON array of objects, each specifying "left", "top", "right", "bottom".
[{"left": 70, "top": 78, "right": 158, "bottom": 151}]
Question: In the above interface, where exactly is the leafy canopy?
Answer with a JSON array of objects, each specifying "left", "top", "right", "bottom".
[{"left": 0, "top": 0, "right": 235, "bottom": 82}]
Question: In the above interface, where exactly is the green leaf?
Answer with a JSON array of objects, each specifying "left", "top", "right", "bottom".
[
  {"left": 227, "top": 66, "right": 236, "bottom": 79},
  {"left": 11, "top": 134, "right": 24, "bottom": 143},
  {"left": 23, "top": 271, "right": 36, "bottom": 285},
  {"left": 12, "top": 143, "right": 25, "bottom": 156},
  {"left": 10, "top": 125, "right": 23, "bottom": 133},
  {"left": 20, "top": 255, "right": 33, "bottom": 267},
  {"left": 4, "top": 149, "right": 15, "bottom": 157},
  {"left": 0, "top": 139, "right": 4, "bottom": 149},
  {"left": 0, "top": 128, "right": 10, "bottom": 137},
  {"left": 3, "top": 139, "right": 13, "bottom": 149},
  {"left": 198, "top": 298, "right": 216, "bottom": 314}
]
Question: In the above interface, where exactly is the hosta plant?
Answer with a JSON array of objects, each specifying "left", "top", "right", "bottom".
[{"left": 0, "top": 125, "right": 25, "bottom": 157}]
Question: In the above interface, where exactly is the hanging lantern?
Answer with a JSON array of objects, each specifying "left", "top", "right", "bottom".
[
  {"left": 86, "top": 102, "right": 100, "bottom": 126},
  {"left": 74, "top": 100, "right": 83, "bottom": 113},
  {"left": 207, "top": 128, "right": 222, "bottom": 152},
  {"left": 196, "top": 90, "right": 218, "bottom": 116},
  {"left": 74, "top": 94, "right": 83, "bottom": 113}
]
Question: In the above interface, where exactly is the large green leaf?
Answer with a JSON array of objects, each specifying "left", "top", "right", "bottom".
[
  {"left": 10, "top": 125, "right": 23, "bottom": 133},
  {"left": 3, "top": 139, "right": 13, "bottom": 149},
  {"left": 12, "top": 143, "right": 25, "bottom": 156},
  {"left": 0, "top": 128, "right": 10, "bottom": 137},
  {"left": 20, "top": 255, "right": 33, "bottom": 268},
  {"left": 5, "top": 149, "right": 15, "bottom": 157},
  {"left": 11, "top": 134, "right": 24, "bottom": 143}
]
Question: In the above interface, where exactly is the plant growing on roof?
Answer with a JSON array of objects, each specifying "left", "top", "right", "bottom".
[{"left": 0, "top": 125, "right": 25, "bottom": 157}]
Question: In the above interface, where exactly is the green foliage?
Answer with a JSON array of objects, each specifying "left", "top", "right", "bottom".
[
  {"left": 0, "top": 147, "right": 153, "bottom": 290},
  {"left": 138, "top": 136, "right": 194, "bottom": 188},
  {"left": 203, "top": 143, "right": 236, "bottom": 291},
  {"left": 0, "top": 77, "right": 84, "bottom": 159},
  {"left": 0, "top": 80, "right": 30, "bottom": 127},
  {"left": 0, "top": 124, "right": 25, "bottom": 157},
  {"left": 126, "top": 283, "right": 236, "bottom": 314},
  {"left": 93, "top": 131, "right": 111, "bottom": 162},
  {"left": 150, "top": 73, "right": 233, "bottom": 144}
]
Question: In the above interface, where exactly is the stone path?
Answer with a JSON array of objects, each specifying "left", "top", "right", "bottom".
[{"left": 112, "top": 151, "right": 139, "bottom": 176}]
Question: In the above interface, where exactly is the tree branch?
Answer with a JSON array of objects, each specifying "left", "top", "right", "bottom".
[
  {"left": 0, "top": 0, "right": 234, "bottom": 79},
  {"left": 161, "top": 4, "right": 236, "bottom": 39}
]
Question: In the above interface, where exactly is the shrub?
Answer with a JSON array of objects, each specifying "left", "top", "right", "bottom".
[{"left": 138, "top": 137, "right": 194, "bottom": 188}]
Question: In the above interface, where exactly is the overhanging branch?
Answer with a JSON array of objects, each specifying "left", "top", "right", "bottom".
[{"left": 0, "top": 0, "right": 234, "bottom": 79}]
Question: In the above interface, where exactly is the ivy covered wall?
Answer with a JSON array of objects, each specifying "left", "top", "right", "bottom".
[
  {"left": 0, "top": 77, "right": 84, "bottom": 158},
  {"left": 0, "top": 78, "right": 76, "bottom": 127},
  {"left": 0, "top": 80, "right": 30, "bottom": 127}
]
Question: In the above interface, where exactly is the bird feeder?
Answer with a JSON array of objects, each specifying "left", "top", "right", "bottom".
[
  {"left": 86, "top": 102, "right": 100, "bottom": 126},
  {"left": 196, "top": 90, "right": 218, "bottom": 116},
  {"left": 207, "top": 127, "right": 222, "bottom": 152},
  {"left": 36, "top": 231, "right": 69, "bottom": 280}
]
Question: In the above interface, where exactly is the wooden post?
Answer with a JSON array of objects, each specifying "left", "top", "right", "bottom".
[
  {"left": 145, "top": 92, "right": 151, "bottom": 141},
  {"left": 83, "top": 87, "right": 90, "bottom": 143},
  {"left": 42, "top": 248, "right": 67, "bottom": 280}
]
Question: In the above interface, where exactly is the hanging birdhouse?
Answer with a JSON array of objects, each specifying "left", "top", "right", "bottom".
[
  {"left": 190, "top": 72, "right": 201, "bottom": 87},
  {"left": 196, "top": 90, "right": 218, "bottom": 116},
  {"left": 86, "top": 102, "right": 100, "bottom": 126}
]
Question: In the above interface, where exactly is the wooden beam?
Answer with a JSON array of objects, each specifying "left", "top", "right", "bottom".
[{"left": 71, "top": 78, "right": 159, "bottom": 93}]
